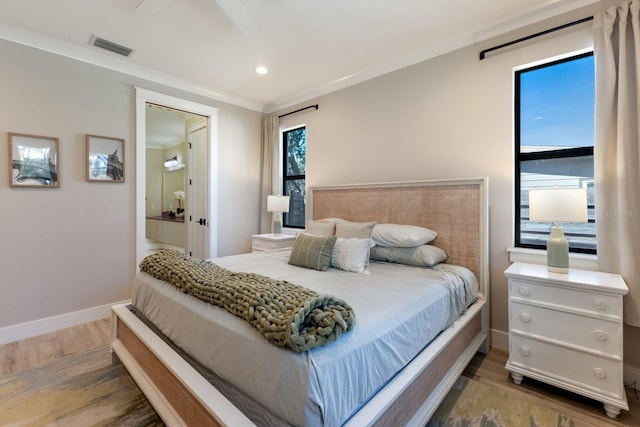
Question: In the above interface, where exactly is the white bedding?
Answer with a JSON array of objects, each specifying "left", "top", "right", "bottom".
[{"left": 131, "top": 249, "right": 478, "bottom": 426}]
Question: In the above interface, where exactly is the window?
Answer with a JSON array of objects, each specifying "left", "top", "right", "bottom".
[
  {"left": 282, "top": 126, "right": 306, "bottom": 228},
  {"left": 515, "top": 52, "right": 596, "bottom": 254}
]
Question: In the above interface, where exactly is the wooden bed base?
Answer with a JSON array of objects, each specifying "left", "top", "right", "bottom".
[
  {"left": 111, "top": 178, "right": 490, "bottom": 426},
  {"left": 112, "top": 298, "right": 485, "bottom": 427}
]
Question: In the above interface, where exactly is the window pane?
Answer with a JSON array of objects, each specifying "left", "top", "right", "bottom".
[
  {"left": 519, "top": 156, "right": 595, "bottom": 251},
  {"left": 515, "top": 52, "right": 596, "bottom": 253},
  {"left": 519, "top": 54, "right": 594, "bottom": 153},
  {"left": 283, "top": 179, "right": 305, "bottom": 228},
  {"left": 285, "top": 128, "right": 306, "bottom": 177}
]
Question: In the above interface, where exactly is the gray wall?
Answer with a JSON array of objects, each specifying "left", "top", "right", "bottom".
[
  {"left": 281, "top": 22, "right": 591, "bottom": 330},
  {"left": 278, "top": 9, "right": 640, "bottom": 371},
  {"left": 0, "top": 39, "right": 261, "bottom": 328}
]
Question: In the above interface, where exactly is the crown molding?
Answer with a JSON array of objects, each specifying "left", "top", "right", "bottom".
[{"left": 0, "top": 23, "right": 263, "bottom": 112}]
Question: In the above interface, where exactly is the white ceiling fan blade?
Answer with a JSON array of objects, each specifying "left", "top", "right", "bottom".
[{"left": 215, "top": 0, "right": 258, "bottom": 36}]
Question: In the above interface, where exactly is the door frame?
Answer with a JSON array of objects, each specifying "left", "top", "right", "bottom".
[{"left": 135, "top": 87, "right": 218, "bottom": 267}]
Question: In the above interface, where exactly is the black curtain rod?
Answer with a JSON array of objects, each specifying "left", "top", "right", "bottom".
[
  {"left": 278, "top": 104, "right": 319, "bottom": 118},
  {"left": 479, "top": 16, "right": 593, "bottom": 60}
]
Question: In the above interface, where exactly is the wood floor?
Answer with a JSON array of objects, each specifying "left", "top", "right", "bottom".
[
  {"left": 1, "top": 320, "right": 638, "bottom": 426},
  {"left": 0, "top": 318, "right": 110, "bottom": 376},
  {"left": 463, "top": 348, "right": 640, "bottom": 426}
]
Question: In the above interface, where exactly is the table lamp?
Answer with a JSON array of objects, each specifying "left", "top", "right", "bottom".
[
  {"left": 267, "top": 195, "right": 290, "bottom": 234},
  {"left": 529, "top": 188, "right": 587, "bottom": 273}
]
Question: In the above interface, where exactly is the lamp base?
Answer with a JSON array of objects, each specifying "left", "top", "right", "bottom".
[
  {"left": 273, "top": 212, "right": 282, "bottom": 235},
  {"left": 547, "top": 265, "right": 569, "bottom": 274},
  {"left": 547, "top": 225, "right": 569, "bottom": 274}
]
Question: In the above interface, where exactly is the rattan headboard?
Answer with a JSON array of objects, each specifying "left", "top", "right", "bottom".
[{"left": 308, "top": 178, "right": 489, "bottom": 294}]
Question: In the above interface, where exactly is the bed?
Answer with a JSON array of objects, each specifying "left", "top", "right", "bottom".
[{"left": 111, "top": 178, "right": 490, "bottom": 426}]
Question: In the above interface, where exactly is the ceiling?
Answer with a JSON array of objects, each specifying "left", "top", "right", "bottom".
[
  {"left": 0, "top": 0, "right": 597, "bottom": 113},
  {"left": 145, "top": 104, "right": 203, "bottom": 148}
]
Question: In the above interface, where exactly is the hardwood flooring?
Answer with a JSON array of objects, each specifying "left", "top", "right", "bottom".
[
  {"left": 464, "top": 348, "right": 640, "bottom": 426},
  {"left": 1, "top": 321, "right": 638, "bottom": 425},
  {"left": 0, "top": 318, "right": 110, "bottom": 376}
]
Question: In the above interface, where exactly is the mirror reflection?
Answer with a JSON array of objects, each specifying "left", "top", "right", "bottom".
[{"left": 145, "top": 105, "right": 190, "bottom": 255}]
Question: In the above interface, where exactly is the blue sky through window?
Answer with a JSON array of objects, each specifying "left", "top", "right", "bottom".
[{"left": 520, "top": 54, "right": 594, "bottom": 149}]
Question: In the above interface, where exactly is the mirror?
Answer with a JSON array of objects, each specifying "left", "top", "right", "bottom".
[
  {"left": 163, "top": 167, "right": 186, "bottom": 214},
  {"left": 145, "top": 105, "right": 191, "bottom": 254}
]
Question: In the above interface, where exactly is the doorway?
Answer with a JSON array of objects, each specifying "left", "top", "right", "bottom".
[{"left": 135, "top": 87, "right": 218, "bottom": 268}]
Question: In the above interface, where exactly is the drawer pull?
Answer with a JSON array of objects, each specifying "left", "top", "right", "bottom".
[
  {"left": 594, "top": 330, "right": 608, "bottom": 341},
  {"left": 519, "top": 347, "right": 530, "bottom": 357},
  {"left": 593, "top": 300, "right": 607, "bottom": 310},
  {"left": 593, "top": 368, "right": 607, "bottom": 379},
  {"left": 519, "top": 313, "right": 531, "bottom": 323},
  {"left": 518, "top": 287, "right": 530, "bottom": 296}
]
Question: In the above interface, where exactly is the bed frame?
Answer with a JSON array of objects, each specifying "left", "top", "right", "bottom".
[{"left": 111, "top": 178, "right": 490, "bottom": 426}]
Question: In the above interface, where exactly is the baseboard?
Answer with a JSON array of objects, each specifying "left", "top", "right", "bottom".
[
  {"left": 0, "top": 300, "right": 130, "bottom": 345},
  {"left": 491, "top": 328, "right": 509, "bottom": 352}
]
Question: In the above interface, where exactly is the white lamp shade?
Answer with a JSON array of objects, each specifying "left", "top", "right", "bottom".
[
  {"left": 267, "top": 195, "right": 290, "bottom": 213},
  {"left": 529, "top": 188, "right": 588, "bottom": 223}
]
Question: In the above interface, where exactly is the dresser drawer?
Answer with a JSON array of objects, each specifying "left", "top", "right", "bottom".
[
  {"left": 251, "top": 234, "right": 295, "bottom": 252},
  {"left": 510, "top": 302, "right": 622, "bottom": 355},
  {"left": 252, "top": 239, "right": 279, "bottom": 251},
  {"left": 509, "top": 279, "right": 622, "bottom": 319},
  {"left": 509, "top": 335, "right": 623, "bottom": 398}
]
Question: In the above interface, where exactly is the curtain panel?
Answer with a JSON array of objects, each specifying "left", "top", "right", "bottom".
[
  {"left": 593, "top": 0, "right": 640, "bottom": 326},
  {"left": 260, "top": 116, "right": 280, "bottom": 233}
]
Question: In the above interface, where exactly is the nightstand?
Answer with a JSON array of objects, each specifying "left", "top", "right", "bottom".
[
  {"left": 251, "top": 233, "right": 296, "bottom": 252},
  {"left": 504, "top": 262, "right": 629, "bottom": 419}
]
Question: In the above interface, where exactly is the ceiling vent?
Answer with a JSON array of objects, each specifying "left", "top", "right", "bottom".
[{"left": 90, "top": 36, "right": 134, "bottom": 57}]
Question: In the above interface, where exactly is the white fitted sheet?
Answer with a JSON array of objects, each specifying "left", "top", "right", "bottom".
[{"left": 131, "top": 249, "right": 478, "bottom": 426}]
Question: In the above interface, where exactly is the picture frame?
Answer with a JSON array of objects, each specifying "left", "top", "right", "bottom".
[
  {"left": 9, "top": 132, "right": 60, "bottom": 188},
  {"left": 86, "top": 134, "right": 125, "bottom": 183}
]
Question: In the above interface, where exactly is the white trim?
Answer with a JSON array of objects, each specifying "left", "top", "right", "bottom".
[
  {"left": 491, "top": 328, "right": 509, "bottom": 352},
  {"left": 508, "top": 247, "right": 598, "bottom": 271},
  {"left": 0, "top": 300, "right": 129, "bottom": 346},
  {"left": 135, "top": 88, "right": 219, "bottom": 268}
]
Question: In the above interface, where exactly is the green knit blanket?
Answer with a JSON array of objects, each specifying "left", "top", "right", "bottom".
[{"left": 139, "top": 249, "right": 355, "bottom": 352}]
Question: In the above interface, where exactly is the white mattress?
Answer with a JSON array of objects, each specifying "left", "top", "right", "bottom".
[{"left": 131, "top": 249, "right": 478, "bottom": 426}]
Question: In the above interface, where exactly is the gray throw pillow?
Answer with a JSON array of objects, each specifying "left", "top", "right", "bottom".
[
  {"left": 370, "top": 245, "right": 448, "bottom": 267},
  {"left": 288, "top": 233, "right": 337, "bottom": 271}
]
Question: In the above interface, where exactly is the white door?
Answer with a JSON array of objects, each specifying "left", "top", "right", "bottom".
[{"left": 187, "top": 121, "right": 208, "bottom": 259}]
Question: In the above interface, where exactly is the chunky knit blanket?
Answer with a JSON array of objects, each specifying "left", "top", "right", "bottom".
[{"left": 139, "top": 249, "right": 356, "bottom": 352}]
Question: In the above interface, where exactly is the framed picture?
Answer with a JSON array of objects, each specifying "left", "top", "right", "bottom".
[
  {"left": 9, "top": 132, "right": 60, "bottom": 188},
  {"left": 86, "top": 134, "right": 125, "bottom": 182}
]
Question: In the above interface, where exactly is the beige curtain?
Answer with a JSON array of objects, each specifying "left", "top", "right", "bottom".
[
  {"left": 259, "top": 115, "right": 280, "bottom": 233},
  {"left": 593, "top": 0, "right": 640, "bottom": 325}
]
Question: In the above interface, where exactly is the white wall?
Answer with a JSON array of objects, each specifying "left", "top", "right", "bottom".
[
  {"left": 0, "top": 38, "right": 261, "bottom": 332},
  {"left": 279, "top": 18, "right": 594, "bottom": 345}
]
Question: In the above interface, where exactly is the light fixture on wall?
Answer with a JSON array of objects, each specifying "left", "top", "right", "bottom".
[
  {"left": 267, "top": 195, "right": 290, "bottom": 235},
  {"left": 529, "top": 188, "right": 588, "bottom": 274},
  {"left": 164, "top": 156, "right": 178, "bottom": 168}
]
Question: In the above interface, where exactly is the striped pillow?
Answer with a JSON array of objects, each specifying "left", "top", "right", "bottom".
[{"left": 288, "top": 233, "right": 337, "bottom": 271}]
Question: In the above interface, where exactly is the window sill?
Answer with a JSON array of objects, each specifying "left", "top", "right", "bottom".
[{"left": 508, "top": 247, "right": 599, "bottom": 271}]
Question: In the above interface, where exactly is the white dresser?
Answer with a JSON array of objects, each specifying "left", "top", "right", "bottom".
[
  {"left": 504, "top": 262, "right": 629, "bottom": 418},
  {"left": 251, "top": 233, "right": 296, "bottom": 252}
]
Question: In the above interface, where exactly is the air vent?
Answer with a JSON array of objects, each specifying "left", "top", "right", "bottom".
[{"left": 90, "top": 36, "right": 134, "bottom": 57}]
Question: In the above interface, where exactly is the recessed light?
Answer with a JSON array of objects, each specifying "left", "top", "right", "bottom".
[{"left": 255, "top": 66, "right": 268, "bottom": 75}]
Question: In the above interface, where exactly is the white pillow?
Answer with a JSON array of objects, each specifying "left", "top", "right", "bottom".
[
  {"left": 306, "top": 220, "right": 336, "bottom": 236},
  {"left": 331, "top": 238, "right": 370, "bottom": 273},
  {"left": 334, "top": 220, "right": 376, "bottom": 238},
  {"left": 371, "top": 223, "right": 437, "bottom": 247}
]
